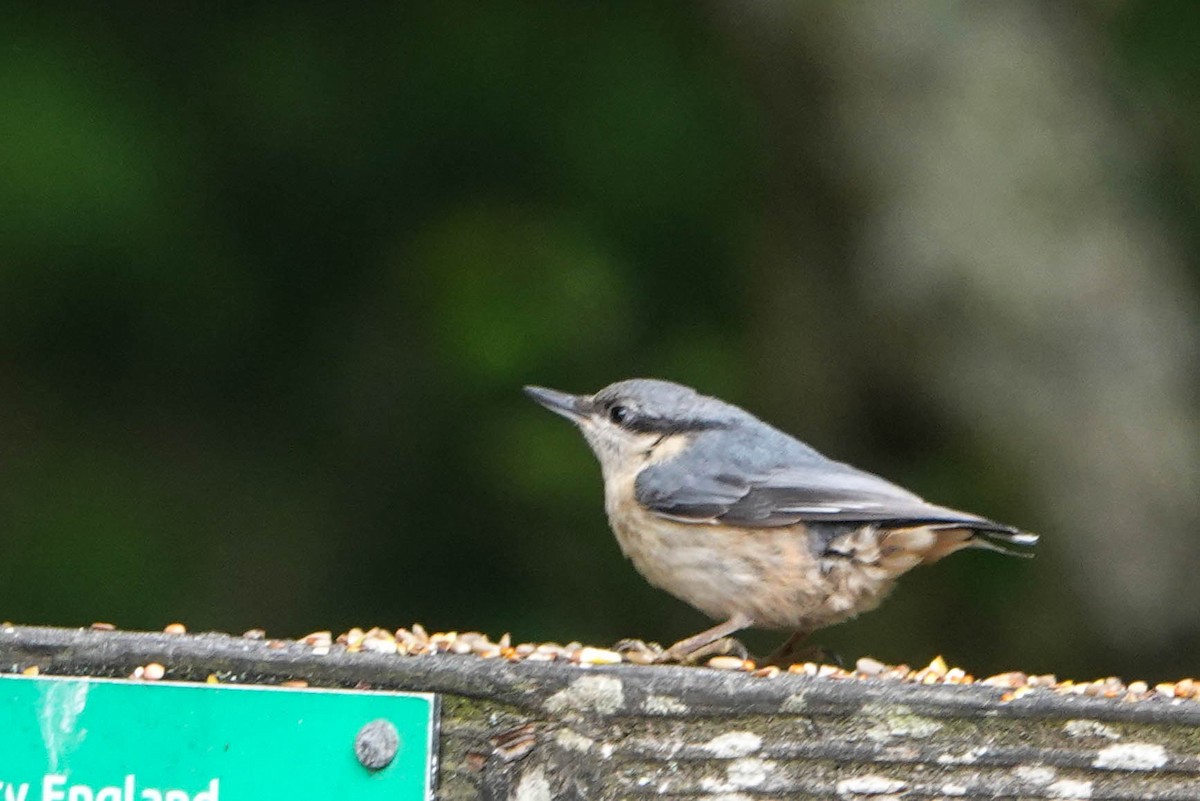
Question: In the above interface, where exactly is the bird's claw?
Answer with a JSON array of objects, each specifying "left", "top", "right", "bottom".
[
  {"left": 614, "top": 636, "right": 749, "bottom": 665},
  {"left": 660, "top": 636, "right": 749, "bottom": 665},
  {"left": 612, "top": 638, "right": 663, "bottom": 665},
  {"left": 761, "top": 641, "right": 843, "bottom": 668}
]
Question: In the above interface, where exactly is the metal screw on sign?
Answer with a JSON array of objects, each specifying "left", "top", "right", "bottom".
[{"left": 354, "top": 719, "right": 400, "bottom": 770}]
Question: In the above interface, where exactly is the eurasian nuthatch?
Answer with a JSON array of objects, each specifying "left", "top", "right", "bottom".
[{"left": 525, "top": 378, "right": 1036, "bottom": 663}]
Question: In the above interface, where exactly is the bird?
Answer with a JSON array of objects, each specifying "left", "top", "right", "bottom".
[{"left": 524, "top": 378, "right": 1037, "bottom": 664}]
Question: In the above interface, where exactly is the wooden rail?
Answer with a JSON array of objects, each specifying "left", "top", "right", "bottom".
[{"left": 1, "top": 625, "right": 1197, "bottom": 799}]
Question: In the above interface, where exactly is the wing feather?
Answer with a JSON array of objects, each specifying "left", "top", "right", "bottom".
[{"left": 634, "top": 429, "right": 1023, "bottom": 536}]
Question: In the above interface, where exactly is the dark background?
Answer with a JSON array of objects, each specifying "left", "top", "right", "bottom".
[{"left": 2, "top": 3, "right": 1197, "bottom": 682}]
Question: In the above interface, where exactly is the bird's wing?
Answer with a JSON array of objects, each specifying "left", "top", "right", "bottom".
[{"left": 635, "top": 441, "right": 1022, "bottom": 536}]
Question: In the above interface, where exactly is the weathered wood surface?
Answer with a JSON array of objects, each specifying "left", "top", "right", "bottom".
[{"left": 2, "top": 625, "right": 1197, "bottom": 799}]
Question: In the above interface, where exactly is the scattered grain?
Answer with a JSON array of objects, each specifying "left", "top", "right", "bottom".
[
  {"left": 577, "top": 647, "right": 623, "bottom": 666},
  {"left": 707, "top": 655, "right": 752, "bottom": 671}
]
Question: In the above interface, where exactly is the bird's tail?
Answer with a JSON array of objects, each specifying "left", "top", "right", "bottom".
[
  {"left": 877, "top": 519, "right": 1038, "bottom": 571},
  {"left": 924, "top": 521, "right": 1038, "bottom": 562},
  {"left": 969, "top": 525, "right": 1039, "bottom": 558}
]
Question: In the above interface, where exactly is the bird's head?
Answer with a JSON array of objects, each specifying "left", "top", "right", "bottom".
[{"left": 524, "top": 378, "right": 740, "bottom": 478}]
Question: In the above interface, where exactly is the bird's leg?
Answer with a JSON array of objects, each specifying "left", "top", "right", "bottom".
[
  {"left": 761, "top": 629, "right": 841, "bottom": 668},
  {"left": 762, "top": 629, "right": 811, "bottom": 667},
  {"left": 658, "top": 613, "right": 753, "bottom": 664}
]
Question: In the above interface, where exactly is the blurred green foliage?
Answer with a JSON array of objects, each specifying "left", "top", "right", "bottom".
[{"left": 0, "top": 3, "right": 1196, "bottom": 682}]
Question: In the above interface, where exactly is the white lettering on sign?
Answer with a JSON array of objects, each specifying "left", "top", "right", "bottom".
[
  {"left": 33, "top": 776, "right": 217, "bottom": 801},
  {"left": 41, "top": 777, "right": 63, "bottom": 801},
  {"left": 0, "top": 782, "right": 31, "bottom": 801}
]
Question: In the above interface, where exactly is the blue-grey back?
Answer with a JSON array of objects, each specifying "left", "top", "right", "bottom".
[{"left": 634, "top": 413, "right": 1018, "bottom": 533}]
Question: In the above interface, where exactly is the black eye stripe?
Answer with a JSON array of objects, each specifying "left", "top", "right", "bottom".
[{"left": 598, "top": 398, "right": 730, "bottom": 434}]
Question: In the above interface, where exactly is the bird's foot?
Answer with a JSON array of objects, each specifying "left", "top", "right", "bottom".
[
  {"left": 660, "top": 636, "right": 749, "bottom": 665},
  {"left": 612, "top": 638, "right": 663, "bottom": 665},
  {"left": 613, "top": 636, "right": 749, "bottom": 665},
  {"left": 761, "top": 640, "right": 843, "bottom": 668}
]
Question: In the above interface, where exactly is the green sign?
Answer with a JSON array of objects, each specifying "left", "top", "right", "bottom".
[{"left": 0, "top": 675, "right": 437, "bottom": 800}]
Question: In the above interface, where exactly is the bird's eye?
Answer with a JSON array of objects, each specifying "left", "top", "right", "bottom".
[{"left": 608, "top": 404, "right": 631, "bottom": 425}]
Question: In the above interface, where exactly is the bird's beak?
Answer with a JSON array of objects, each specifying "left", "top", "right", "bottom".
[{"left": 524, "top": 385, "right": 592, "bottom": 423}]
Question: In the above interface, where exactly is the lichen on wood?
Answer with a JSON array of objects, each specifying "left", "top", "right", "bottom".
[{"left": 2, "top": 625, "right": 1198, "bottom": 799}]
